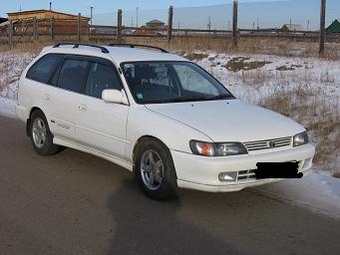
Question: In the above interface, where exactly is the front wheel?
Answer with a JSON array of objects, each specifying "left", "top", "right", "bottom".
[
  {"left": 30, "top": 110, "right": 61, "bottom": 156},
  {"left": 134, "top": 139, "right": 178, "bottom": 201}
]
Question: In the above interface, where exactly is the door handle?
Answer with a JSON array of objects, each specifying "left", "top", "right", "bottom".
[{"left": 78, "top": 104, "right": 88, "bottom": 112}]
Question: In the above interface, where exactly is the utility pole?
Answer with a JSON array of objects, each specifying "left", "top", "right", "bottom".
[
  {"left": 90, "top": 6, "right": 93, "bottom": 28},
  {"left": 167, "top": 5, "right": 173, "bottom": 43},
  {"left": 319, "top": 0, "right": 326, "bottom": 57},
  {"left": 232, "top": 0, "right": 238, "bottom": 50},
  {"left": 307, "top": 19, "right": 310, "bottom": 31},
  {"left": 117, "top": 9, "right": 122, "bottom": 39},
  {"left": 78, "top": 13, "right": 81, "bottom": 42},
  {"left": 136, "top": 7, "right": 139, "bottom": 28},
  {"left": 207, "top": 16, "right": 211, "bottom": 31}
]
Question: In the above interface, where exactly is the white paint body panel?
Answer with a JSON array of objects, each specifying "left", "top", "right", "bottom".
[
  {"left": 16, "top": 45, "right": 315, "bottom": 193},
  {"left": 146, "top": 100, "right": 304, "bottom": 142}
]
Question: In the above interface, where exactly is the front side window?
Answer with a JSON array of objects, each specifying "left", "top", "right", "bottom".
[
  {"left": 26, "top": 54, "right": 63, "bottom": 83},
  {"left": 121, "top": 61, "right": 234, "bottom": 104},
  {"left": 57, "top": 59, "right": 89, "bottom": 93},
  {"left": 85, "top": 62, "right": 122, "bottom": 99}
]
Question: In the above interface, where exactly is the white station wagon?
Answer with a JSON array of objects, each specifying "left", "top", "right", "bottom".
[{"left": 16, "top": 43, "right": 315, "bottom": 200}]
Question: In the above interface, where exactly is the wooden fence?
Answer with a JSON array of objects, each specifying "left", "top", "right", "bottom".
[{"left": 1, "top": 8, "right": 340, "bottom": 47}]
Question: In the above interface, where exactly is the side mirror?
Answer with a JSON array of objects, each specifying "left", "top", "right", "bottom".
[{"left": 102, "top": 89, "right": 129, "bottom": 105}]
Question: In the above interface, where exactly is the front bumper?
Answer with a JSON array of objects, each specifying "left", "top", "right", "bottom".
[{"left": 171, "top": 144, "right": 315, "bottom": 192}]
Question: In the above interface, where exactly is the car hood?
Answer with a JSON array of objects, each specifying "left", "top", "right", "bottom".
[{"left": 146, "top": 99, "right": 304, "bottom": 142}]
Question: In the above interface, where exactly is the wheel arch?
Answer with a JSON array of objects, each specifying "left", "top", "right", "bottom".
[
  {"left": 26, "top": 107, "right": 44, "bottom": 137},
  {"left": 132, "top": 135, "right": 175, "bottom": 173}
]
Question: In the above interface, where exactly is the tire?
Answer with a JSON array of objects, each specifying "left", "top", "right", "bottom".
[
  {"left": 134, "top": 139, "right": 178, "bottom": 201},
  {"left": 29, "top": 110, "right": 61, "bottom": 156}
]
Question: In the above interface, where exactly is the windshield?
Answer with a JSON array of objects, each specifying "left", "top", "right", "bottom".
[{"left": 121, "top": 61, "right": 234, "bottom": 104}]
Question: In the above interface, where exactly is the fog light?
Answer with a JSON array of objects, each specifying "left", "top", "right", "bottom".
[{"left": 218, "top": 172, "right": 237, "bottom": 182}]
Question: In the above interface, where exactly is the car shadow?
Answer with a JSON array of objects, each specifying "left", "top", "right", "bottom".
[{"left": 106, "top": 179, "right": 242, "bottom": 255}]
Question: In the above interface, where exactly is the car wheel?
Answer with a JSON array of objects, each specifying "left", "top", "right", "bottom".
[
  {"left": 30, "top": 110, "right": 61, "bottom": 156},
  {"left": 135, "top": 139, "right": 178, "bottom": 201}
]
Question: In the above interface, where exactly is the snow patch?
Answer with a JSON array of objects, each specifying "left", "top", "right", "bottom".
[
  {"left": 0, "top": 97, "right": 16, "bottom": 118},
  {"left": 253, "top": 171, "right": 340, "bottom": 219}
]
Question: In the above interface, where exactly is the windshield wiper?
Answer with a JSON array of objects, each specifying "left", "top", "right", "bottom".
[
  {"left": 144, "top": 94, "right": 233, "bottom": 104},
  {"left": 208, "top": 94, "right": 234, "bottom": 100},
  {"left": 172, "top": 95, "right": 208, "bottom": 102}
]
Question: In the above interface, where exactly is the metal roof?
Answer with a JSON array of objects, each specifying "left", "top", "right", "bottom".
[{"left": 282, "top": 24, "right": 304, "bottom": 31}]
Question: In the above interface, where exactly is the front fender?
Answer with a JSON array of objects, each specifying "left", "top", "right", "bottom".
[{"left": 126, "top": 105, "right": 211, "bottom": 161}]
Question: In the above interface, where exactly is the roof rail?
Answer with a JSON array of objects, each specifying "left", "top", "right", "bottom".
[
  {"left": 108, "top": 43, "right": 169, "bottom": 53},
  {"left": 53, "top": 43, "right": 109, "bottom": 54}
]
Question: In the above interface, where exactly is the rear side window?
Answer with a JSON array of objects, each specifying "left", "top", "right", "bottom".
[
  {"left": 57, "top": 59, "right": 89, "bottom": 93},
  {"left": 26, "top": 54, "right": 63, "bottom": 83}
]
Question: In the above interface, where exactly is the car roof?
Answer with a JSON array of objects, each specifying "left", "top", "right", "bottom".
[
  {"left": 105, "top": 46, "right": 186, "bottom": 63},
  {"left": 41, "top": 44, "right": 187, "bottom": 64}
]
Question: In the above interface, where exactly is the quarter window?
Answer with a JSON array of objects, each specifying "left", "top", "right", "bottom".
[{"left": 26, "top": 54, "right": 63, "bottom": 83}]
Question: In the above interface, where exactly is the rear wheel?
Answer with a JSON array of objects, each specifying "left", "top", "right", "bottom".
[
  {"left": 30, "top": 110, "right": 61, "bottom": 156},
  {"left": 135, "top": 139, "right": 178, "bottom": 201}
]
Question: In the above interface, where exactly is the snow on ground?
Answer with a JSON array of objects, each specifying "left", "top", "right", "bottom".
[
  {"left": 0, "top": 96, "right": 16, "bottom": 118},
  {"left": 0, "top": 50, "right": 340, "bottom": 219},
  {"left": 253, "top": 171, "right": 340, "bottom": 219},
  {"left": 194, "top": 52, "right": 340, "bottom": 106}
]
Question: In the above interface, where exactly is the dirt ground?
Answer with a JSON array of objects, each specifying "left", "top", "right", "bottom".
[{"left": 1, "top": 115, "right": 340, "bottom": 255}]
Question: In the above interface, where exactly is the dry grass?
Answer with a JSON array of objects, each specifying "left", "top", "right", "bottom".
[
  {"left": 0, "top": 51, "right": 36, "bottom": 99},
  {"left": 224, "top": 57, "right": 272, "bottom": 72},
  {"left": 2, "top": 35, "right": 340, "bottom": 60},
  {"left": 258, "top": 85, "right": 340, "bottom": 176}
]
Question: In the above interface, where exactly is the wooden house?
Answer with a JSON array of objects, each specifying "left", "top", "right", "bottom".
[
  {"left": 146, "top": 20, "right": 166, "bottom": 29},
  {"left": 133, "top": 20, "right": 167, "bottom": 36},
  {"left": 7, "top": 9, "right": 90, "bottom": 34},
  {"left": 281, "top": 24, "right": 304, "bottom": 32}
]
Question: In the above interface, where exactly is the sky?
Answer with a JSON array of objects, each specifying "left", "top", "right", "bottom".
[
  {"left": 1, "top": 0, "right": 339, "bottom": 30},
  {"left": 1, "top": 0, "right": 287, "bottom": 14}
]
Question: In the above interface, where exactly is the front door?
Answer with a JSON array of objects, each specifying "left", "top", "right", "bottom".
[{"left": 74, "top": 60, "right": 129, "bottom": 160}]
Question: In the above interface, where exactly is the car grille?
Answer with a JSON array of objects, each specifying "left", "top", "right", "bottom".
[
  {"left": 244, "top": 136, "right": 292, "bottom": 152},
  {"left": 236, "top": 169, "right": 256, "bottom": 181}
]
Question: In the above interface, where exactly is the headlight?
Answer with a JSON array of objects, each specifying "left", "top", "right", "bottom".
[
  {"left": 293, "top": 131, "right": 309, "bottom": 147},
  {"left": 190, "top": 140, "right": 248, "bottom": 157}
]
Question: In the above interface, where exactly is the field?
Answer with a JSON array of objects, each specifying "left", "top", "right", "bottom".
[{"left": 0, "top": 38, "right": 339, "bottom": 177}]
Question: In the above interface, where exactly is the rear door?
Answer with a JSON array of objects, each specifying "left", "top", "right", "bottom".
[{"left": 47, "top": 56, "right": 90, "bottom": 142}]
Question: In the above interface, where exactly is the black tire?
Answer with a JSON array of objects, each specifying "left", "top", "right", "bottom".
[
  {"left": 29, "top": 110, "right": 61, "bottom": 156},
  {"left": 134, "top": 139, "right": 178, "bottom": 201}
]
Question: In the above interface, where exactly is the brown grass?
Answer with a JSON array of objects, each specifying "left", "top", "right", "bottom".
[
  {"left": 258, "top": 86, "right": 340, "bottom": 176},
  {"left": 224, "top": 57, "right": 272, "bottom": 72},
  {"left": 2, "top": 35, "right": 340, "bottom": 60}
]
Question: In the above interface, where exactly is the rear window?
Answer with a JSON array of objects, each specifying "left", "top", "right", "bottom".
[{"left": 26, "top": 54, "right": 63, "bottom": 83}]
